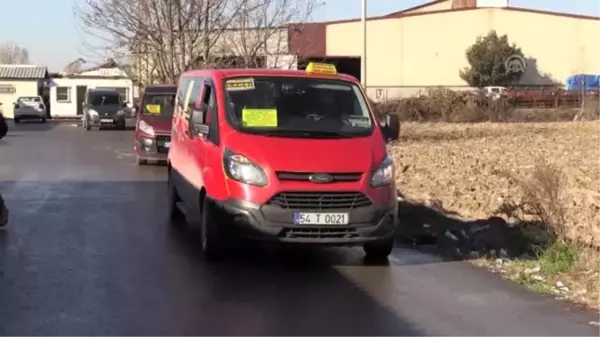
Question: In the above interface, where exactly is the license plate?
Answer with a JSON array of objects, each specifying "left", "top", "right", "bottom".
[
  {"left": 100, "top": 118, "right": 113, "bottom": 123},
  {"left": 163, "top": 142, "right": 171, "bottom": 148},
  {"left": 293, "top": 212, "right": 349, "bottom": 225}
]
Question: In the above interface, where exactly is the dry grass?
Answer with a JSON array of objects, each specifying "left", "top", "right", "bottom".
[{"left": 389, "top": 121, "right": 599, "bottom": 308}]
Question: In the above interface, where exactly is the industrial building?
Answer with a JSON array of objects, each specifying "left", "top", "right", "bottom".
[{"left": 288, "top": 0, "right": 600, "bottom": 99}]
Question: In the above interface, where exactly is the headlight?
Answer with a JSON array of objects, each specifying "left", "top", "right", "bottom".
[
  {"left": 138, "top": 120, "right": 154, "bottom": 136},
  {"left": 117, "top": 110, "right": 125, "bottom": 116},
  {"left": 370, "top": 155, "right": 394, "bottom": 187},
  {"left": 223, "top": 149, "right": 267, "bottom": 187},
  {"left": 88, "top": 109, "right": 98, "bottom": 116}
]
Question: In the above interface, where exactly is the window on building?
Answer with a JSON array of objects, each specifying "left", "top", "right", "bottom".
[{"left": 56, "top": 87, "right": 70, "bottom": 102}]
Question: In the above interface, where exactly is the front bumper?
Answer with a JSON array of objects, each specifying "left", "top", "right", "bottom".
[
  {"left": 213, "top": 197, "right": 397, "bottom": 245},
  {"left": 88, "top": 114, "right": 126, "bottom": 126},
  {"left": 15, "top": 112, "right": 45, "bottom": 119},
  {"left": 135, "top": 133, "right": 171, "bottom": 160}
]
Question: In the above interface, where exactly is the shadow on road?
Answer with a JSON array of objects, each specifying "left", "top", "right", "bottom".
[
  {"left": 5, "top": 121, "right": 61, "bottom": 132},
  {"left": 0, "top": 180, "right": 424, "bottom": 336},
  {"left": 396, "top": 193, "right": 549, "bottom": 261}
]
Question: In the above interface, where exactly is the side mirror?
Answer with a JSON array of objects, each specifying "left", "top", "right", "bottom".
[
  {"left": 189, "top": 106, "right": 209, "bottom": 136},
  {"left": 381, "top": 113, "right": 400, "bottom": 143}
]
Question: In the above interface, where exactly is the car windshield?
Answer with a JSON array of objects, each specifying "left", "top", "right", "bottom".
[
  {"left": 18, "top": 97, "right": 41, "bottom": 103},
  {"left": 141, "top": 93, "right": 175, "bottom": 117},
  {"left": 90, "top": 94, "right": 120, "bottom": 106},
  {"left": 224, "top": 76, "right": 373, "bottom": 138}
]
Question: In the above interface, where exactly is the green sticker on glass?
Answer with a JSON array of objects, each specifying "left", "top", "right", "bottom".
[{"left": 241, "top": 108, "right": 278, "bottom": 127}]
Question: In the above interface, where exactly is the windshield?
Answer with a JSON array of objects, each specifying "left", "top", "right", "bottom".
[
  {"left": 90, "top": 94, "right": 120, "bottom": 106},
  {"left": 224, "top": 76, "right": 373, "bottom": 138},
  {"left": 141, "top": 93, "right": 175, "bottom": 117},
  {"left": 18, "top": 96, "right": 41, "bottom": 103}
]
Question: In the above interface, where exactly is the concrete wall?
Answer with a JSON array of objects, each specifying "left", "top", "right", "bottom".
[
  {"left": 0, "top": 80, "right": 39, "bottom": 118},
  {"left": 49, "top": 78, "right": 134, "bottom": 117},
  {"left": 326, "top": 8, "right": 600, "bottom": 98}
]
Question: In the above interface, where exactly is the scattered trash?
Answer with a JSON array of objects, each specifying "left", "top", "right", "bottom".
[{"left": 445, "top": 230, "right": 458, "bottom": 241}]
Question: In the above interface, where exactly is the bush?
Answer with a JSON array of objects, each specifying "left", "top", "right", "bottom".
[
  {"left": 495, "top": 161, "right": 567, "bottom": 242},
  {"left": 373, "top": 88, "right": 600, "bottom": 123}
]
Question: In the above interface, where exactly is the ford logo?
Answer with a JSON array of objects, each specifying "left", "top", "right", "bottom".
[{"left": 309, "top": 173, "right": 333, "bottom": 183}]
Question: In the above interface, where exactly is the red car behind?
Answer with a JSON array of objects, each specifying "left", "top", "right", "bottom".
[{"left": 133, "top": 84, "right": 177, "bottom": 165}]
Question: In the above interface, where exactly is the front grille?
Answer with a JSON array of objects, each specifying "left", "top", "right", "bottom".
[
  {"left": 282, "top": 227, "right": 359, "bottom": 239},
  {"left": 276, "top": 171, "right": 362, "bottom": 182},
  {"left": 267, "top": 191, "right": 372, "bottom": 210},
  {"left": 155, "top": 135, "right": 171, "bottom": 153}
]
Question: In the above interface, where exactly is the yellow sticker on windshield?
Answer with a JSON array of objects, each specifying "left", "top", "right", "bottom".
[
  {"left": 226, "top": 78, "right": 255, "bottom": 91},
  {"left": 242, "top": 108, "right": 278, "bottom": 127},
  {"left": 145, "top": 104, "right": 161, "bottom": 114}
]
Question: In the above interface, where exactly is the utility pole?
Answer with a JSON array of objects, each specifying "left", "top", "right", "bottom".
[{"left": 361, "top": 0, "right": 367, "bottom": 89}]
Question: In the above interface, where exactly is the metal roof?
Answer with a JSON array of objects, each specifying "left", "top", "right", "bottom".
[{"left": 0, "top": 65, "right": 48, "bottom": 80}]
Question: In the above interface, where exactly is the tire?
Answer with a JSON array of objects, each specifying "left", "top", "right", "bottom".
[
  {"left": 136, "top": 156, "right": 147, "bottom": 166},
  {"left": 40, "top": 117, "right": 46, "bottom": 123},
  {"left": 167, "top": 171, "right": 186, "bottom": 227},
  {"left": 14, "top": 118, "right": 20, "bottom": 124},
  {"left": 83, "top": 118, "right": 91, "bottom": 131},
  {"left": 363, "top": 237, "right": 394, "bottom": 261},
  {"left": 200, "top": 197, "right": 225, "bottom": 261}
]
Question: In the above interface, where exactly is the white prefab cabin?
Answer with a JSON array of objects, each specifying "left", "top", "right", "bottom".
[{"left": 48, "top": 67, "right": 133, "bottom": 118}]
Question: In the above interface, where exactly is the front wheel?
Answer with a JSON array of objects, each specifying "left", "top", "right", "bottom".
[
  {"left": 363, "top": 237, "right": 394, "bottom": 261},
  {"left": 200, "top": 197, "right": 225, "bottom": 261},
  {"left": 167, "top": 171, "right": 186, "bottom": 227}
]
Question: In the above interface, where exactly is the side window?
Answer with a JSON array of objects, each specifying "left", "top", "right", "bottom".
[
  {"left": 187, "top": 79, "right": 204, "bottom": 113},
  {"left": 176, "top": 77, "right": 191, "bottom": 116},
  {"left": 203, "top": 85, "right": 214, "bottom": 124}
]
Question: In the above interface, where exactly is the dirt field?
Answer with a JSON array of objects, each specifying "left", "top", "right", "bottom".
[{"left": 390, "top": 121, "right": 599, "bottom": 247}]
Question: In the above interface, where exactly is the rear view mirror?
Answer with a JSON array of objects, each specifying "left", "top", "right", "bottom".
[
  {"left": 381, "top": 113, "right": 400, "bottom": 143},
  {"left": 189, "top": 107, "right": 209, "bottom": 136}
]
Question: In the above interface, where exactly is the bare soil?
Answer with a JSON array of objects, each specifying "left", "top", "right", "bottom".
[
  {"left": 390, "top": 121, "right": 599, "bottom": 308},
  {"left": 390, "top": 121, "right": 599, "bottom": 247}
]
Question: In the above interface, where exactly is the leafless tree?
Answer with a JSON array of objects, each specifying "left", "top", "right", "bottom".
[
  {"left": 75, "top": 0, "right": 320, "bottom": 86},
  {"left": 0, "top": 42, "right": 30, "bottom": 64},
  {"left": 215, "top": 0, "right": 319, "bottom": 69},
  {"left": 75, "top": 0, "right": 248, "bottom": 84},
  {"left": 64, "top": 58, "right": 87, "bottom": 74}
]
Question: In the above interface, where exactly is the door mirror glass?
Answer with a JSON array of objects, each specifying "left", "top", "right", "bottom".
[
  {"left": 189, "top": 106, "right": 209, "bottom": 136},
  {"left": 381, "top": 113, "right": 400, "bottom": 143}
]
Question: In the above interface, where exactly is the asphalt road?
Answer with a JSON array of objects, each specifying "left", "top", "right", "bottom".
[{"left": 0, "top": 121, "right": 597, "bottom": 336}]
